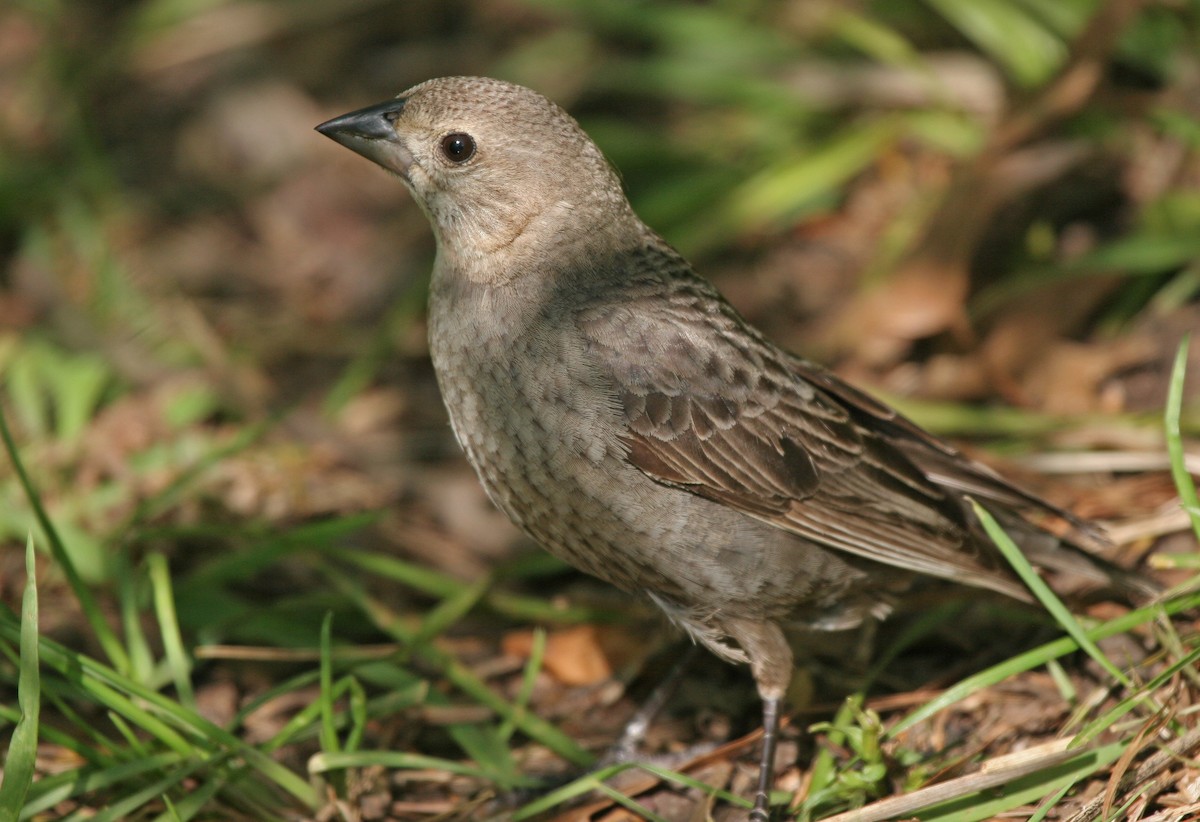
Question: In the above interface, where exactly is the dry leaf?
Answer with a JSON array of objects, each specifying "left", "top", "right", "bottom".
[{"left": 503, "top": 624, "right": 615, "bottom": 686}]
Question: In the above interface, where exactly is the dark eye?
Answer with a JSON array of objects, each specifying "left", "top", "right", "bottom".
[{"left": 439, "top": 132, "right": 476, "bottom": 163}]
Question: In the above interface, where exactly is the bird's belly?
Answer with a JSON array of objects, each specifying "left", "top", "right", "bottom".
[{"left": 438, "top": 365, "right": 860, "bottom": 615}]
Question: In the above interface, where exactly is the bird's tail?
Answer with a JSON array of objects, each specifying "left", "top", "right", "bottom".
[{"left": 982, "top": 507, "right": 1161, "bottom": 606}]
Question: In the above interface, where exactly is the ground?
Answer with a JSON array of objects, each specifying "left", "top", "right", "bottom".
[{"left": 1, "top": 1, "right": 1199, "bottom": 820}]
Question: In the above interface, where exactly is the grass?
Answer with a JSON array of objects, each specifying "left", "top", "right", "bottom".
[
  {"left": 1, "top": 0, "right": 1199, "bottom": 819},
  {"left": 0, "top": 537, "right": 39, "bottom": 821},
  {"left": 0, "top": 341, "right": 1194, "bottom": 819}
]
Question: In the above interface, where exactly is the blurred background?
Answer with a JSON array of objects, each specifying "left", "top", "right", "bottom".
[{"left": 2, "top": 0, "right": 1199, "bottom": 818}]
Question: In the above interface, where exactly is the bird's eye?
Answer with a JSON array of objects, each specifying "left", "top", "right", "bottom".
[{"left": 439, "top": 133, "right": 476, "bottom": 163}]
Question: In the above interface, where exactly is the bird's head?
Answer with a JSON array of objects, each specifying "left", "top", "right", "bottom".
[{"left": 317, "top": 76, "right": 638, "bottom": 277}]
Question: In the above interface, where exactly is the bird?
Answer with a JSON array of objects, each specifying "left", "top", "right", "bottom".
[{"left": 316, "top": 76, "right": 1154, "bottom": 820}]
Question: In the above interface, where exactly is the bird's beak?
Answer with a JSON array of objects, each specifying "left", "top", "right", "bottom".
[{"left": 315, "top": 98, "right": 414, "bottom": 176}]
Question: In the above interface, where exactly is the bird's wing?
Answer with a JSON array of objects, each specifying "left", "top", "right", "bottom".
[
  {"left": 798, "top": 366, "right": 1100, "bottom": 535},
  {"left": 577, "top": 247, "right": 1030, "bottom": 599}
]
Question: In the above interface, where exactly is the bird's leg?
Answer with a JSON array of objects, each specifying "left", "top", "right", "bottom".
[
  {"left": 751, "top": 694, "right": 782, "bottom": 821},
  {"left": 723, "top": 618, "right": 792, "bottom": 821},
  {"left": 603, "top": 644, "right": 698, "bottom": 764}
]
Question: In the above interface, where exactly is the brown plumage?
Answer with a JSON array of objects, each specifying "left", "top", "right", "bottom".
[{"left": 316, "top": 77, "right": 1154, "bottom": 820}]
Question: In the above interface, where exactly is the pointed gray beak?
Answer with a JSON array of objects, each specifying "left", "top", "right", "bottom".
[{"left": 316, "top": 98, "right": 414, "bottom": 176}]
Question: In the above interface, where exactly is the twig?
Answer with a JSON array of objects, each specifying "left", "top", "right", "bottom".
[{"left": 1064, "top": 724, "right": 1200, "bottom": 822}]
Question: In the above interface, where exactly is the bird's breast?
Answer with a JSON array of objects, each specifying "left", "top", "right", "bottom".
[{"left": 427, "top": 275, "right": 651, "bottom": 578}]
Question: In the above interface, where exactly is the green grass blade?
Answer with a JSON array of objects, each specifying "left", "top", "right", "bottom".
[
  {"left": 29, "top": 689, "right": 115, "bottom": 765},
  {"left": 1027, "top": 782, "right": 1073, "bottom": 822},
  {"left": 724, "top": 118, "right": 900, "bottom": 232},
  {"left": 915, "top": 741, "right": 1126, "bottom": 821},
  {"left": 0, "top": 406, "right": 129, "bottom": 673},
  {"left": 1074, "top": 644, "right": 1200, "bottom": 746},
  {"left": 1165, "top": 334, "right": 1200, "bottom": 543},
  {"left": 4, "top": 344, "right": 48, "bottom": 438},
  {"left": 0, "top": 702, "right": 98, "bottom": 771},
  {"left": 970, "top": 500, "right": 1132, "bottom": 688},
  {"left": 324, "top": 562, "right": 594, "bottom": 766},
  {"left": 0, "top": 620, "right": 318, "bottom": 807},
  {"left": 419, "top": 629, "right": 592, "bottom": 766},
  {"left": 309, "top": 751, "right": 497, "bottom": 781},
  {"left": 81, "top": 759, "right": 208, "bottom": 822},
  {"left": 107, "top": 710, "right": 152, "bottom": 757},
  {"left": 20, "top": 752, "right": 184, "bottom": 819},
  {"left": 593, "top": 782, "right": 669, "bottom": 822},
  {"left": 115, "top": 550, "right": 156, "bottom": 685},
  {"left": 413, "top": 574, "right": 492, "bottom": 644},
  {"left": 923, "top": 0, "right": 1066, "bottom": 86},
  {"left": 1044, "top": 658, "right": 1076, "bottom": 704},
  {"left": 45, "top": 349, "right": 109, "bottom": 442},
  {"left": 149, "top": 773, "right": 224, "bottom": 822},
  {"left": 122, "top": 417, "right": 272, "bottom": 529},
  {"left": 343, "top": 677, "right": 367, "bottom": 754},
  {"left": 829, "top": 8, "right": 924, "bottom": 71},
  {"left": 260, "top": 672, "right": 426, "bottom": 754},
  {"left": 0, "top": 535, "right": 41, "bottom": 820},
  {"left": 511, "top": 760, "right": 746, "bottom": 820},
  {"left": 636, "top": 761, "right": 748, "bottom": 806},
  {"left": 499, "top": 627, "right": 545, "bottom": 743},
  {"left": 446, "top": 725, "right": 519, "bottom": 788},
  {"left": 890, "top": 592, "right": 1200, "bottom": 736},
  {"left": 148, "top": 553, "right": 195, "bottom": 709},
  {"left": 509, "top": 765, "right": 635, "bottom": 820},
  {"left": 337, "top": 548, "right": 602, "bottom": 624},
  {"left": 336, "top": 549, "right": 467, "bottom": 599},
  {"left": 318, "top": 612, "right": 339, "bottom": 755}
]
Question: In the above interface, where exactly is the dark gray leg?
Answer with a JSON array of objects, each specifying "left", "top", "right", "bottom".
[
  {"left": 720, "top": 618, "right": 791, "bottom": 821},
  {"left": 750, "top": 695, "right": 781, "bottom": 821},
  {"left": 604, "top": 644, "right": 697, "bottom": 764}
]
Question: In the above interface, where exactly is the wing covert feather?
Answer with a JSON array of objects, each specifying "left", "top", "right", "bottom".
[{"left": 577, "top": 242, "right": 1035, "bottom": 597}]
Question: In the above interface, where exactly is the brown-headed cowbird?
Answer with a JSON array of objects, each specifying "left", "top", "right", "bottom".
[{"left": 316, "top": 77, "right": 1154, "bottom": 820}]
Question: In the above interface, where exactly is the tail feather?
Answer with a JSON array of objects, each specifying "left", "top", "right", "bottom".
[{"left": 980, "top": 507, "right": 1161, "bottom": 606}]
